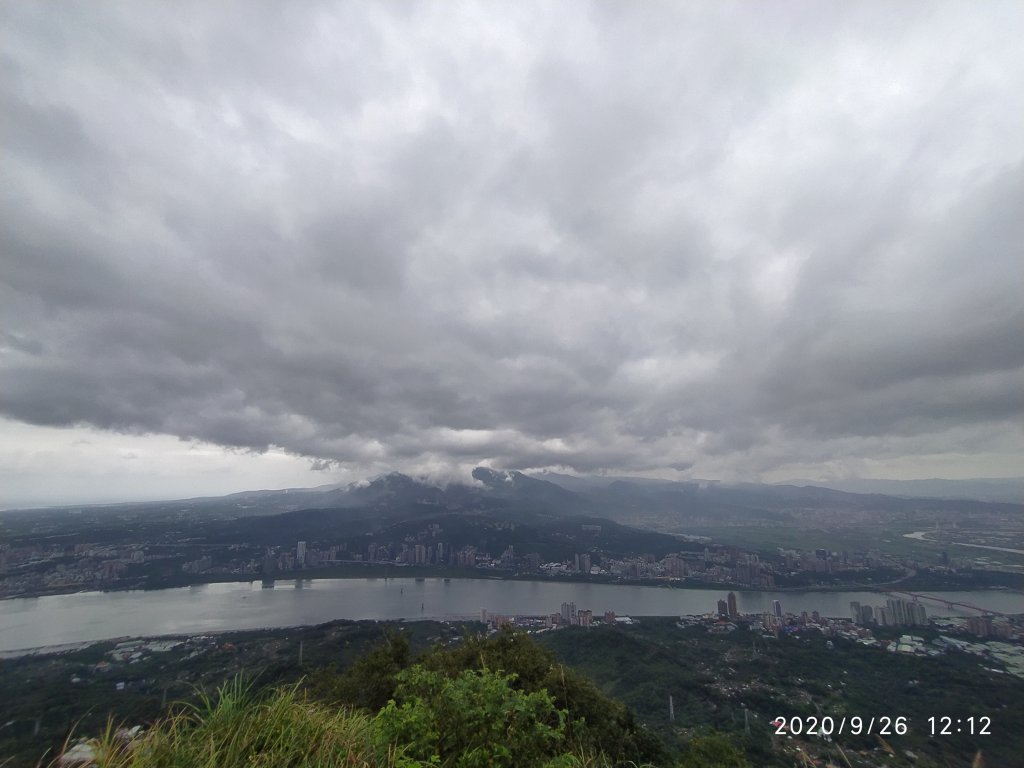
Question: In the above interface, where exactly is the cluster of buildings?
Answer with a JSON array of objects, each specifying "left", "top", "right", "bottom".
[
  {"left": 558, "top": 548, "right": 779, "bottom": 588},
  {"left": 259, "top": 538, "right": 515, "bottom": 572},
  {"left": 779, "top": 547, "right": 885, "bottom": 573},
  {"left": 477, "top": 589, "right": 1021, "bottom": 683},
  {"left": 704, "top": 592, "right": 1024, "bottom": 677},
  {"left": 932, "top": 614, "right": 1017, "bottom": 640},
  {"left": 5, "top": 509, "right": 1017, "bottom": 638},
  {"left": 65, "top": 634, "right": 222, "bottom": 701},
  {"left": 1, "top": 513, "right": 934, "bottom": 601},
  {"left": 480, "top": 603, "right": 626, "bottom": 632},
  {"left": 931, "top": 632, "right": 1024, "bottom": 678},
  {"left": 258, "top": 528, "right": 898, "bottom": 591},
  {"left": 255, "top": 537, "right": 776, "bottom": 585},
  {"left": 849, "top": 597, "right": 929, "bottom": 628},
  {"left": 0, "top": 542, "right": 149, "bottom": 597},
  {"left": 711, "top": 592, "right": 791, "bottom": 633}
]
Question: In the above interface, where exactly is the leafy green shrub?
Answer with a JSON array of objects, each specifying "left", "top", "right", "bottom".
[
  {"left": 374, "top": 666, "right": 566, "bottom": 768},
  {"left": 416, "top": 630, "right": 666, "bottom": 765}
]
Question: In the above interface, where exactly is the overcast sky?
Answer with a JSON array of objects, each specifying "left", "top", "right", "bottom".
[{"left": 2, "top": 1, "right": 1023, "bottom": 507}]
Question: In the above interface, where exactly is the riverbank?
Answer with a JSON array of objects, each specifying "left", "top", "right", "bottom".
[{"left": 5, "top": 560, "right": 1021, "bottom": 602}]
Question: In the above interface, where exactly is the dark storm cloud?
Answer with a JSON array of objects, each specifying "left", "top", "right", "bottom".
[{"left": 2, "top": 0, "right": 1023, "bottom": 481}]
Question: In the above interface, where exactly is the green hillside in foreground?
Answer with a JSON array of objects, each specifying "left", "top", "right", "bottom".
[
  {"left": 44, "top": 632, "right": 748, "bottom": 768},
  {"left": 59, "top": 678, "right": 755, "bottom": 768},
  {"left": 16, "top": 626, "right": 1008, "bottom": 768}
]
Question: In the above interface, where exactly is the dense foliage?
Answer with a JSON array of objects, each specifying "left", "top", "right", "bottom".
[
  {"left": 310, "top": 629, "right": 667, "bottom": 765},
  {"left": 71, "top": 667, "right": 626, "bottom": 768},
  {"left": 374, "top": 667, "right": 566, "bottom": 767}
]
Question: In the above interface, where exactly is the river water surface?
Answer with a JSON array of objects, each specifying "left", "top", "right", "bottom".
[{"left": 1, "top": 577, "right": 1021, "bottom": 653}]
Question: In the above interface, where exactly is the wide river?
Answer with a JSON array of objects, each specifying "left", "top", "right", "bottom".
[{"left": 1, "top": 578, "right": 1021, "bottom": 653}]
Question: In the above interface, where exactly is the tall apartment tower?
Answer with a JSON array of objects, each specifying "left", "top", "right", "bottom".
[
  {"left": 727, "top": 592, "right": 738, "bottom": 617},
  {"left": 296, "top": 541, "right": 307, "bottom": 567},
  {"left": 560, "top": 601, "right": 577, "bottom": 623}
]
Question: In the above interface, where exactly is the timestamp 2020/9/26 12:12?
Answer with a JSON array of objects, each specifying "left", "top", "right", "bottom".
[{"left": 772, "top": 715, "right": 992, "bottom": 737}]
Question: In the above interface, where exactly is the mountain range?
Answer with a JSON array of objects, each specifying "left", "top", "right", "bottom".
[{"left": 5, "top": 468, "right": 1021, "bottom": 539}]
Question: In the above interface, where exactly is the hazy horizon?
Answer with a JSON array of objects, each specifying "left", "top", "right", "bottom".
[{"left": 4, "top": 462, "right": 1023, "bottom": 512}]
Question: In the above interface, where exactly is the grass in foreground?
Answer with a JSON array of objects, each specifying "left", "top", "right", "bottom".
[{"left": 68, "top": 678, "right": 387, "bottom": 768}]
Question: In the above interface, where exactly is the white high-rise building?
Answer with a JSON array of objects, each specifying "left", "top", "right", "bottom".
[{"left": 296, "top": 541, "right": 307, "bottom": 567}]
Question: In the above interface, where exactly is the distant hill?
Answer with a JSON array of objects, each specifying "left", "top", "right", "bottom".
[
  {"left": 527, "top": 471, "right": 1024, "bottom": 526},
  {"left": 4, "top": 469, "right": 1020, "bottom": 551},
  {"left": 776, "top": 476, "right": 1024, "bottom": 504}
]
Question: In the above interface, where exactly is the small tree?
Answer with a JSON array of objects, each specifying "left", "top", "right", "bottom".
[
  {"left": 374, "top": 665, "right": 567, "bottom": 768},
  {"left": 309, "top": 629, "right": 410, "bottom": 711}
]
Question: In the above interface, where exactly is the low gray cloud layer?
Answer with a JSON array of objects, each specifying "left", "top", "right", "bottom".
[{"left": 2, "top": 0, "right": 1023, "bottom": 484}]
